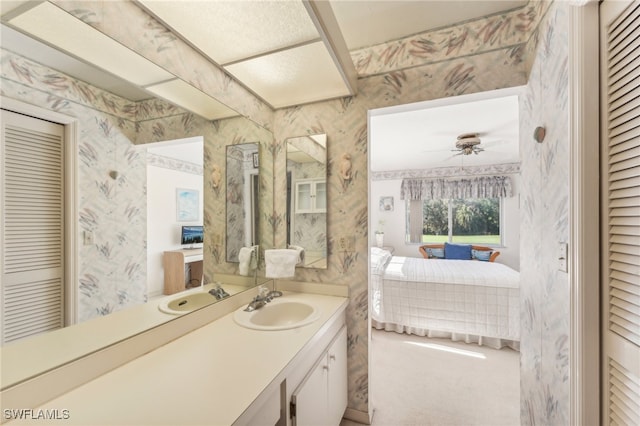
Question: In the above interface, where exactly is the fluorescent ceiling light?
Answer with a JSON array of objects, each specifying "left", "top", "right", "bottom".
[
  {"left": 5, "top": 2, "right": 173, "bottom": 87},
  {"left": 139, "top": 0, "right": 320, "bottom": 65},
  {"left": 225, "top": 41, "right": 350, "bottom": 109},
  {"left": 146, "top": 79, "right": 238, "bottom": 121}
]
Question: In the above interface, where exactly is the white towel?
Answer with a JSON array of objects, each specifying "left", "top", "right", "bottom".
[
  {"left": 265, "top": 249, "right": 299, "bottom": 278},
  {"left": 238, "top": 246, "right": 257, "bottom": 276},
  {"left": 288, "top": 245, "right": 305, "bottom": 265}
]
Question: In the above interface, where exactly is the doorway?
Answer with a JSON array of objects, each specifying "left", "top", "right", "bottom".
[
  {"left": 366, "top": 88, "right": 523, "bottom": 422},
  {"left": 145, "top": 136, "right": 204, "bottom": 299}
]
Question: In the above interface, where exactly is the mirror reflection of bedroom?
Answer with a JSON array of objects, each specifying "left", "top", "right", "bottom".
[{"left": 368, "top": 89, "right": 521, "bottom": 425}]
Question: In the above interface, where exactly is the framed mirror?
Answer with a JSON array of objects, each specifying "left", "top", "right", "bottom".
[
  {"left": 285, "top": 134, "right": 327, "bottom": 269},
  {"left": 226, "top": 143, "right": 260, "bottom": 263}
]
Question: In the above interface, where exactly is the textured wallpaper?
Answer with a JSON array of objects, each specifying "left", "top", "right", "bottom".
[
  {"left": 519, "top": 2, "right": 570, "bottom": 424},
  {"left": 1, "top": 0, "right": 572, "bottom": 422}
]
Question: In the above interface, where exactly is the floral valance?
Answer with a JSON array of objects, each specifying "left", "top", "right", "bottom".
[{"left": 400, "top": 176, "right": 513, "bottom": 200}]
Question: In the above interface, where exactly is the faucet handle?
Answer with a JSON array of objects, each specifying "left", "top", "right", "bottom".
[
  {"left": 258, "top": 285, "right": 269, "bottom": 298},
  {"left": 267, "top": 290, "right": 282, "bottom": 299}
]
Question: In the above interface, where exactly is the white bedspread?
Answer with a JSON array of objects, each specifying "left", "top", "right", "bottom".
[
  {"left": 382, "top": 257, "right": 519, "bottom": 289},
  {"left": 371, "top": 249, "right": 520, "bottom": 349}
]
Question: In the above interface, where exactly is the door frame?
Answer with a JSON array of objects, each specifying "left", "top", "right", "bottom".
[
  {"left": 568, "top": 2, "right": 600, "bottom": 424},
  {"left": 1, "top": 96, "right": 79, "bottom": 326}
]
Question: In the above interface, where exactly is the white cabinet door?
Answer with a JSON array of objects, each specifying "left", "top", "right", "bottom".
[
  {"left": 294, "top": 179, "right": 326, "bottom": 213},
  {"left": 295, "top": 181, "right": 313, "bottom": 213},
  {"left": 291, "top": 355, "right": 328, "bottom": 426},
  {"left": 313, "top": 181, "right": 326, "bottom": 212},
  {"left": 327, "top": 327, "right": 348, "bottom": 425},
  {"left": 291, "top": 326, "right": 347, "bottom": 426}
]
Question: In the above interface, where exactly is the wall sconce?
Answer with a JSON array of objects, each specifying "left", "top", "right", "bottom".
[
  {"left": 339, "top": 153, "right": 352, "bottom": 181},
  {"left": 533, "top": 126, "right": 546, "bottom": 143},
  {"left": 211, "top": 165, "right": 221, "bottom": 189}
]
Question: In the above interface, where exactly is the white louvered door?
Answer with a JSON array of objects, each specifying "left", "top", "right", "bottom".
[
  {"left": 1, "top": 109, "right": 65, "bottom": 345},
  {"left": 600, "top": 2, "right": 640, "bottom": 425}
]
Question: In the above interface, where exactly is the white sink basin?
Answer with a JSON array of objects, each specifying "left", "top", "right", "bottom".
[
  {"left": 233, "top": 299, "right": 320, "bottom": 331},
  {"left": 158, "top": 292, "right": 216, "bottom": 315}
]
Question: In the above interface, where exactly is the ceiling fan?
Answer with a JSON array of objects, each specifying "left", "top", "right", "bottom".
[{"left": 453, "top": 133, "right": 484, "bottom": 155}]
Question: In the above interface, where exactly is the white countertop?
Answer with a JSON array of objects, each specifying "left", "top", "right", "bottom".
[
  {"left": 9, "top": 292, "right": 348, "bottom": 425},
  {"left": 1, "top": 283, "right": 251, "bottom": 389}
]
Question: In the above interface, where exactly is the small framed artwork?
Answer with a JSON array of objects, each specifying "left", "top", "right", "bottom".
[
  {"left": 252, "top": 152, "right": 259, "bottom": 168},
  {"left": 176, "top": 188, "right": 199, "bottom": 221},
  {"left": 379, "top": 196, "right": 394, "bottom": 211}
]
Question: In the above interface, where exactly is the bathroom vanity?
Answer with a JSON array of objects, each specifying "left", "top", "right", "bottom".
[{"left": 5, "top": 291, "right": 348, "bottom": 425}]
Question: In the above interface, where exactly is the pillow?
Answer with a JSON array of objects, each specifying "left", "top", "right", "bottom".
[
  {"left": 444, "top": 243, "right": 472, "bottom": 260},
  {"left": 425, "top": 248, "right": 445, "bottom": 259},
  {"left": 370, "top": 247, "right": 393, "bottom": 271},
  {"left": 472, "top": 249, "right": 493, "bottom": 261}
]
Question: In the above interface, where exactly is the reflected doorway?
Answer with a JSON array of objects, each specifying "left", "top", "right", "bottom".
[{"left": 145, "top": 136, "right": 204, "bottom": 299}]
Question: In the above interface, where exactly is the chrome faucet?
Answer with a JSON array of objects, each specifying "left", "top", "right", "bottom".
[
  {"left": 243, "top": 286, "right": 282, "bottom": 312},
  {"left": 208, "top": 282, "right": 230, "bottom": 300}
]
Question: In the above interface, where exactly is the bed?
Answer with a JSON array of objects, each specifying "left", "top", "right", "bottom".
[{"left": 370, "top": 245, "right": 520, "bottom": 350}]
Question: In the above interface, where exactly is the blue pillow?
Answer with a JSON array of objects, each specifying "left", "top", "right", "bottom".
[
  {"left": 444, "top": 243, "right": 472, "bottom": 260},
  {"left": 472, "top": 249, "right": 492, "bottom": 261},
  {"left": 426, "top": 248, "right": 445, "bottom": 259}
]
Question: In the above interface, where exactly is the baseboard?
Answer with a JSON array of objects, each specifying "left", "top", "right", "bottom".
[{"left": 343, "top": 408, "right": 373, "bottom": 425}]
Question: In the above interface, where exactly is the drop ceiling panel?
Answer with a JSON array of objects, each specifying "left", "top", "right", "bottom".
[
  {"left": 224, "top": 41, "right": 351, "bottom": 109},
  {"left": 6, "top": 2, "right": 173, "bottom": 87},
  {"left": 146, "top": 79, "right": 238, "bottom": 121},
  {"left": 139, "top": 0, "right": 320, "bottom": 65},
  {"left": 1, "top": 24, "right": 151, "bottom": 101},
  {"left": 331, "top": 0, "right": 529, "bottom": 50}
]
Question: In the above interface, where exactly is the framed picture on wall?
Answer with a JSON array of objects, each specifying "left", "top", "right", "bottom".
[
  {"left": 176, "top": 188, "right": 199, "bottom": 221},
  {"left": 379, "top": 196, "right": 394, "bottom": 211}
]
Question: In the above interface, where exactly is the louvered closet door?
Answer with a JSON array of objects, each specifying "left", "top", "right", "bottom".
[
  {"left": 1, "top": 109, "right": 65, "bottom": 345},
  {"left": 600, "top": 2, "right": 640, "bottom": 425}
]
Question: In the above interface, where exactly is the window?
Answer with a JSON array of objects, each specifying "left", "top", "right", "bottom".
[{"left": 409, "top": 197, "right": 502, "bottom": 245}]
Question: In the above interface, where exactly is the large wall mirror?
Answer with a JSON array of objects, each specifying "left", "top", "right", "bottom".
[
  {"left": 226, "top": 143, "right": 260, "bottom": 263},
  {"left": 0, "top": 25, "right": 274, "bottom": 389},
  {"left": 286, "top": 134, "right": 328, "bottom": 269}
]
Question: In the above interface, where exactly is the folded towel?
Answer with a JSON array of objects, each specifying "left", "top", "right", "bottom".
[
  {"left": 265, "top": 249, "right": 299, "bottom": 278},
  {"left": 238, "top": 246, "right": 257, "bottom": 276},
  {"left": 288, "top": 245, "right": 305, "bottom": 265}
]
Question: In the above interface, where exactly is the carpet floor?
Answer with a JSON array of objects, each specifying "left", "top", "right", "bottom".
[{"left": 342, "top": 329, "right": 520, "bottom": 426}]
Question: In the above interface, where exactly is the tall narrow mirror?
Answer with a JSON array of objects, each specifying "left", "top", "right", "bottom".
[
  {"left": 286, "top": 134, "right": 327, "bottom": 269},
  {"left": 226, "top": 143, "right": 260, "bottom": 263}
]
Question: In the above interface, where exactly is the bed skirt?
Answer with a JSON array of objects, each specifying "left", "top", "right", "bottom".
[{"left": 372, "top": 319, "right": 520, "bottom": 351}]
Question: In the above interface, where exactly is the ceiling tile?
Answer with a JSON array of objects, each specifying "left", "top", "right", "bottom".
[
  {"left": 139, "top": 0, "right": 320, "bottom": 65},
  {"left": 224, "top": 41, "right": 351, "bottom": 109}
]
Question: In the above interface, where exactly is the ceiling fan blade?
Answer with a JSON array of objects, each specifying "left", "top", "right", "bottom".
[
  {"left": 421, "top": 148, "right": 450, "bottom": 153},
  {"left": 480, "top": 139, "right": 511, "bottom": 148}
]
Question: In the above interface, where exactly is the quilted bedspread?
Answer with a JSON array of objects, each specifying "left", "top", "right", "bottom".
[
  {"left": 371, "top": 249, "right": 521, "bottom": 346},
  {"left": 382, "top": 257, "right": 520, "bottom": 289}
]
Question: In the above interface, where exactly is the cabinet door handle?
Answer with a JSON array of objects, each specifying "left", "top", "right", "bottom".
[
  {"left": 329, "top": 354, "right": 336, "bottom": 361},
  {"left": 323, "top": 364, "right": 329, "bottom": 371}
]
